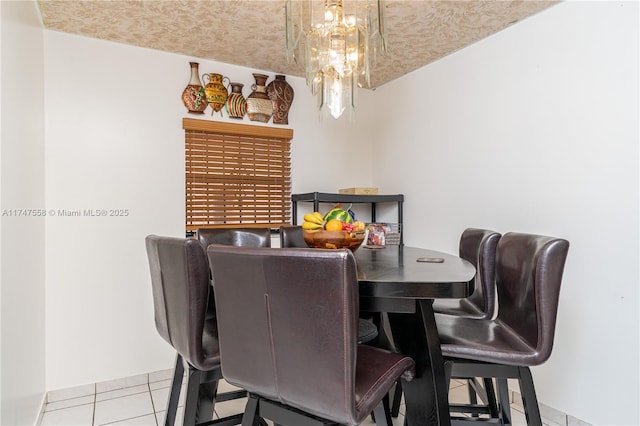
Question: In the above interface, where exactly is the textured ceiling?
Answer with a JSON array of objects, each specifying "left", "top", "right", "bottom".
[{"left": 37, "top": 0, "right": 557, "bottom": 89}]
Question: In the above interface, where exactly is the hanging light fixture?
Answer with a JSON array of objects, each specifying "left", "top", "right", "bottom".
[{"left": 286, "top": 0, "right": 387, "bottom": 120}]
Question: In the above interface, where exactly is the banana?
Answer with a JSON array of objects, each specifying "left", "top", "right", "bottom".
[
  {"left": 302, "top": 221, "right": 322, "bottom": 230},
  {"left": 304, "top": 212, "right": 325, "bottom": 225}
]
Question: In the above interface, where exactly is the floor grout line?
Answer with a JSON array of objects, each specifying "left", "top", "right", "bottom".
[
  {"left": 148, "top": 380, "right": 160, "bottom": 426},
  {"left": 42, "top": 401, "right": 95, "bottom": 413},
  {"left": 91, "top": 386, "right": 96, "bottom": 426},
  {"left": 96, "top": 388, "right": 151, "bottom": 403}
]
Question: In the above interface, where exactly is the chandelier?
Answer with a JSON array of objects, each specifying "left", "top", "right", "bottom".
[{"left": 286, "top": 0, "right": 387, "bottom": 120}]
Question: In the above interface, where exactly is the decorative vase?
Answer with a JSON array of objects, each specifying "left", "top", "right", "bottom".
[
  {"left": 202, "top": 73, "right": 229, "bottom": 115},
  {"left": 246, "top": 73, "right": 273, "bottom": 123},
  {"left": 225, "top": 82, "right": 247, "bottom": 120},
  {"left": 181, "top": 62, "right": 208, "bottom": 114},
  {"left": 266, "top": 75, "right": 294, "bottom": 125}
]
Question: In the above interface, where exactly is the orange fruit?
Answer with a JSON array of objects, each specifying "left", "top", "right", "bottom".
[{"left": 325, "top": 219, "right": 343, "bottom": 231}]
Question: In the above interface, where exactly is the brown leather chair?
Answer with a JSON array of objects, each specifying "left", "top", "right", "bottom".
[
  {"left": 279, "top": 225, "right": 379, "bottom": 345},
  {"left": 279, "top": 225, "right": 307, "bottom": 248},
  {"left": 432, "top": 228, "right": 501, "bottom": 320},
  {"left": 437, "top": 232, "right": 570, "bottom": 425},
  {"left": 387, "top": 229, "right": 502, "bottom": 418},
  {"left": 428, "top": 228, "right": 502, "bottom": 418},
  {"left": 145, "top": 235, "right": 254, "bottom": 426},
  {"left": 207, "top": 245, "right": 415, "bottom": 426},
  {"left": 197, "top": 227, "right": 271, "bottom": 249},
  {"left": 197, "top": 227, "right": 272, "bottom": 323}
]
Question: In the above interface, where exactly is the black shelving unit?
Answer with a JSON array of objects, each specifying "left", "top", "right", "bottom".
[{"left": 291, "top": 192, "right": 404, "bottom": 245}]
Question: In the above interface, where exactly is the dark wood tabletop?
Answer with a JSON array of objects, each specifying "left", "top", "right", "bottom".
[{"left": 356, "top": 245, "right": 475, "bottom": 298}]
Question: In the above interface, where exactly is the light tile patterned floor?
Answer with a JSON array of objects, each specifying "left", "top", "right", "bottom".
[{"left": 39, "top": 370, "right": 576, "bottom": 426}]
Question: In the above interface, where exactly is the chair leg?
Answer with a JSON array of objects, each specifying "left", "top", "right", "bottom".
[
  {"left": 195, "top": 379, "right": 218, "bottom": 424},
  {"left": 390, "top": 380, "right": 403, "bottom": 417},
  {"left": 465, "top": 377, "right": 499, "bottom": 418},
  {"left": 497, "top": 378, "right": 512, "bottom": 426},
  {"left": 241, "top": 395, "right": 259, "bottom": 426},
  {"left": 164, "top": 354, "right": 184, "bottom": 426},
  {"left": 369, "top": 312, "right": 402, "bottom": 420},
  {"left": 467, "top": 379, "right": 479, "bottom": 417},
  {"left": 444, "top": 359, "right": 453, "bottom": 385},
  {"left": 517, "top": 367, "right": 542, "bottom": 426},
  {"left": 483, "top": 378, "right": 499, "bottom": 418},
  {"left": 371, "top": 394, "right": 393, "bottom": 424},
  {"left": 183, "top": 367, "right": 203, "bottom": 426}
]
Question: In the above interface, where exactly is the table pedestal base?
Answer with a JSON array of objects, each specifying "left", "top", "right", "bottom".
[{"left": 388, "top": 299, "right": 451, "bottom": 426}]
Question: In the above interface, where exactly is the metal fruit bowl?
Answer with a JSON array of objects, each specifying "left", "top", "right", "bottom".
[{"left": 302, "top": 229, "right": 366, "bottom": 252}]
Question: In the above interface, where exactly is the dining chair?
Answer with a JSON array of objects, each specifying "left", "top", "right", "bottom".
[
  {"left": 279, "top": 225, "right": 379, "bottom": 346},
  {"left": 279, "top": 224, "right": 386, "bottom": 424},
  {"left": 279, "top": 225, "right": 307, "bottom": 248},
  {"left": 432, "top": 228, "right": 501, "bottom": 320},
  {"left": 145, "top": 235, "right": 260, "bottom": 426},
  {"left": 197, "top": 227, "right": 272, "bottom": 323},
  {"left": 387, "top": 228, "right": 502, "bottom": 418},
  {"left": 207, "top": 245, "right": 416, "bottom": 426},
  {"left": 197, "top": 227, "right": 272, "bottom": 249},
  {"left": 437, "top": 232, "right": 570, "bottom": 425},
  {"left": 430, "top": 228, "right": 502, "bottom": 418}
]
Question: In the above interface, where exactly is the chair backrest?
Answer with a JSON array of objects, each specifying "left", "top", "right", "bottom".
[
  {"left": 495, "top": 232, "right": 569, "bottom": 365},
  {"left": 145, "top": 235, "right": 219, "bottom": 371},
  {"left": 207, "top": 245, "right": 361, "bottom": 425},
  {"left": 197, "top": 227, "right": 271, "bottom": 249},
  {"left": 279, "top": 225, "right": 307, "bottom": 248},
  {"left": 459, "top": 228, "right": 501, "bottom": 319}
]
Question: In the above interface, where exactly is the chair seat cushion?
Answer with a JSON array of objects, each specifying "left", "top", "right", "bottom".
[
  {"left": 432, "top": 299, "right": 488, "bottom": 320},
  {"left": 354, "top": 345, "right": 415, "bottom": 423},
  {"left": 436, "top": 314, "right": 540, "bottom": 366}
]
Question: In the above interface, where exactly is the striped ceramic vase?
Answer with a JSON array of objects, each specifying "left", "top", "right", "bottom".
[{"left": 225, "top": 82, "right": 247, "bottom": 119}]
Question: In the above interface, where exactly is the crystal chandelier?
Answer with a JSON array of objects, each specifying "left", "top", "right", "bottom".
[{"left": 286, "top": 0, "right": 387, "bottom": 120}]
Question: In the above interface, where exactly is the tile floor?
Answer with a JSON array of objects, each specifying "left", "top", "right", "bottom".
[{"left": 38, "top": 369, "right": 583, "bottom": 426}]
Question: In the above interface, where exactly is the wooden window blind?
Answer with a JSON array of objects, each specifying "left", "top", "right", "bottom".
[{"left": 184, "top": 118, "right": 293, "bottom": 231}]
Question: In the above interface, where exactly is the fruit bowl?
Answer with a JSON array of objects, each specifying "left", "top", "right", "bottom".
[{"left": 302, "top": 229, "right": 366, "bottom": 252}]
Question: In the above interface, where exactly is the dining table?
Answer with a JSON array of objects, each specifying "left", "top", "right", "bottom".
[{"left": 354, "top": 245, "right": 476, "bottom": 426}]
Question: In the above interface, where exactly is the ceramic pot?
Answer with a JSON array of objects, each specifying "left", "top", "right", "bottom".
[
  {"left": 202, "top": 73, "right": 229, "bottom": 114},
  {"left": 225, "top": 82, "right": 247, "bottom": 119},
  {"left": 246, "top": 73, "right": 273, "bottom": 123},
  {"left": 266, "top": 75, "right": 294, "bottom": 125},
  {"left": 181, "top": 62, "right": 207, "bottom": 114}
]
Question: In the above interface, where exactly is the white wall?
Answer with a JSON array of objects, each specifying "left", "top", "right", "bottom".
[
  {"left": 43, "top": 30, "right": 372, "bottom": 391},
  {"left": 0, "top": 1, "right": 46, "bottom": 424},
  {"left": 372, "top": 2, "right": 639, "bottom": 425}
]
